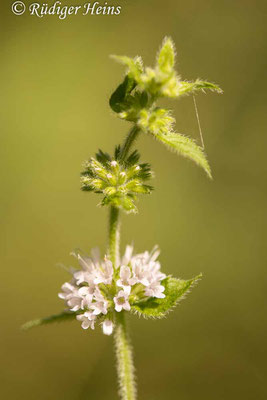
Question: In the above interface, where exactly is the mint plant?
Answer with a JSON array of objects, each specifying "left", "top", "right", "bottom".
[{"left": 23, "top": 38, "right": 222, "bottom": 400}]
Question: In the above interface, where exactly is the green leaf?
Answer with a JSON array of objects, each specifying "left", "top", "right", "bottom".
[
  {"left": 131, "top": 275, "right": 201, "bottom": 318},
  {"left": 109, "top": 75, "right": 136, "bottom": 113},
  {"left": 21, "top": 310, "right": 79, "bottom": 331},
  {"left": 110, "top": 55, "right": 143, "bottom": 81},
  {"left": 178, "top": 79, "right": 223, "bottom": 97},
  {"left": 157, "top": 37, "right": 176, "bottom": 74},
  {"left": 152, "top": 131, "right": 212, "bottom": 178}
]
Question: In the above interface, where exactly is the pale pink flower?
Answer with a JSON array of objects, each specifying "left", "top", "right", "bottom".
[
  {"left": 121, "top": 244, "right": 134, "bottom": 266},
  {"left": 58, "top": 282, "right": 82, "bottom": 311},
  {"left": 114, "top": 290, "right": 131, "bottom": 312},
  {"left": 76, "top": 311, "right": 96, "bottom": 330},
  {"left": 74, "top": 270, "right": 95, "bottom": 286},
  {"left": 145, "top": 281, "right": 165, "bottom": 298},
  {"left": 117, "top": 266, "right": 132, "bottom": 294},
  {"left": 91, "top": 288, "right": 108, "bottom": 315},
  {"left": 102, "top": 320, "right": 114, "bottom": 335},
  {"left": 94, "top": 259, "right": 113, "bottom": 285},
  {"left": 58, "top": 282, "right": 76, "bottom": 301}
]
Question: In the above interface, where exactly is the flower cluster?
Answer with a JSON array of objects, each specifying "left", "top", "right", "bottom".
[
  {"left": 81, "top": 148, "right": 153, "bottom": 213},
  {"left": 59, "top": 245, "right": 166, "bottom": 335}
]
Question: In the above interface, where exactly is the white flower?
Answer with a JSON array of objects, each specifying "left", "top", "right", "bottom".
[
  {"left": 58, "top": 282, "right": 81, "bottom": 311},
  {"left": 130, "top": 246, "right": 166, "bottom": 289},
  {"left": 145, "top": 281, "right": 165, "bottom": 298},
  {"left": 102, "top": 320, "right": 114, "bottom": 335},
  {"left": 114, "top": 290, "right": 131, "bottom": 312},
  {"left": 72, "top": 247, "right": 100, "bottom": 274},
  {"left": 121, "top": 244, "right": 134, "bottom": 266},
  {"left": 133, "top": 245, "right": 160, "bottom": 266},
  {"left": 58, "top": 282, "right": 76, "bottom": 301},
  {"left": 148, "top": 245, "right": 161, "bottom": 262},
  {"left": 76, "top": 311, "right": 96, "bottom": 330},
  {"left": 59, "top": 244, "right": 167, "bottom": 333},
  {"left": 78, "top": 286, "right": 95, "bottom": 307},
  {"left": 90, "top": 247, "right": 101, "bottom": 265},
  {"left": 91, "top": 287, "right": 108, "bottom": 315},
  {"left": 130, "top": 261, "right": 150, "bottom": 286},
  {"left": 76, "top": 253, "right": 95, "bottom": 272},
  {"left": 94, "top": 259, "right": 113, "bottom": 285},
  {"left": 117, "top": 266, "right": 132, "bottom": 294},
  {"left": 74, "top": 270, "right": 95, "bottom": 286},
  {"left": 58, "top": 283, "right": 94, "bottom": 311},
  {"left": 146, "top": 261, "right": 166, "bottom": 283}
]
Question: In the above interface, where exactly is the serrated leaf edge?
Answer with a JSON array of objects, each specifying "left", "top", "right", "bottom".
[{"left": 131, "top": 274, "right": 202, "bottom": 320}]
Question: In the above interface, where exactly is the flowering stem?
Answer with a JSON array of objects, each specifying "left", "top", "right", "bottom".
[
  {"left": 119, "top": 125, "right": 140, "bottom": 161},
  {"left": 108, "top": 206, "right": 137, "bottom": 399},
  {"left": 114, "top": 311, "right": 136, "bottom": 400},
  {"left": 108, "top": 206, "right": 120, "bottom": 268},
  {"left": 109, "top": 206, "right": 137, "bottom": 400},
  {"left": 108, "top": 126, "right": 140, "bottom": 399}
]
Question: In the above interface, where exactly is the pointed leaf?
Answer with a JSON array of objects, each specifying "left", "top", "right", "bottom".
[
  {"left": 131, "top": 275, "right": 201, "bottom": 318},
  {"left": 157, "top": 37, "right": 176, "bottom": 74},
  {"left": 153, "top": 132, "right": 212, "bottom": 178},
  {"left": 178, "top": 79, "right": 223, "bottom": 97},
  {"left": 111, "top": 55, "right": 143, "bottom": 81},
  {"left": 21, "top": 310, "right": 79, "bottom": 331}
]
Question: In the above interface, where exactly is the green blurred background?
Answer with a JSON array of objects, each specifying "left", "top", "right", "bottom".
[{"left": 1, "top": 0, "right": 266, "bottom": 399}]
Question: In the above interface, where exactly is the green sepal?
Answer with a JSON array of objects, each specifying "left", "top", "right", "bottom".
[
  {"left": 153, "top": 131, "right": 212, "bottom": 178},
  {"left": 131, "top": 275, "right": 201, "bottom": 318},
  {"left": 101, "top": 193, "right": 138, "bottom": 213},
  {"left": 21, "top": 310, "right": 80, "bottom": 331}
]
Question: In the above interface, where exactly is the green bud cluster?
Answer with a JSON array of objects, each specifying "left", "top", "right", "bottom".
[
  {"left": 138, "top": 108, "right": 175, "bottom": 136},
  {"left": 110, "top": 37, "right": 222, "bottom": 123},
  {"left": 81, "top": 148, "right": 153, "bottom": 213},
  {"left": 109, "top": 37, "right": 222, "bottom": 178}
]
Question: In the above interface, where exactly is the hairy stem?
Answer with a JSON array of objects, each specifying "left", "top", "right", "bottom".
[
  {"left": 108, "top": 206, "right": 120, "bottom": 267},
  {"left": 108, "top": 206, "right": 137, "bottom": 399},
  {"left": 114, "top": 311, "right": 137, "bottom": 400},
  {"left": 119, "top": 125, "right": 140, "bottom": 161},
  {"left": 108, "top": 124, "right": 140, "bottom": 399}
]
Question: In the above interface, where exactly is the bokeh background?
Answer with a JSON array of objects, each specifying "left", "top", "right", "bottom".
[{"left": 1, "top": 0, "right": 267, "bottom": 399}]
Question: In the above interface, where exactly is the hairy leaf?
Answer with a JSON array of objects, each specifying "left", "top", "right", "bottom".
[
  {"left": 132, "top": 275, "right": 201, "bottom": 318},
  {"left": 157, "top": 37, "right": 176, "bottom": 74},
  {"left": 21, "top": 310, "right": 79, "bottom": 331},
  {"left": 111, "top": 55, "right": 143, "bottom": 81},
  {"left": 178, "top": 79, "right": 223, "bottom": 97},
  {"left": 153, "top": 132, "right": 212, "bottom": 178}
]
